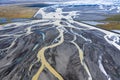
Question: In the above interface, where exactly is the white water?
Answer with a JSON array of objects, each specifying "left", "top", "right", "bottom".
[{"left": 63, "top": 0, "right": 120, "bottom": 13}]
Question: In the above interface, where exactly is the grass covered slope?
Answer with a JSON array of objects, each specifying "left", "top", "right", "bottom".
[
  {"left": 0, "top": 5, "right": 39, "bottom": 21},
  {"left": 97, "top": 14, "right": 120, "bottom": 30},
  {"left": 97, "top": 22, "right": 120, "bottom": 30},
  {"left": 106, "top": 14, "right": 120, "bottom": 21}
]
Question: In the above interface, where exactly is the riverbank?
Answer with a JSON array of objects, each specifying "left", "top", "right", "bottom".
[
  {"left": 97, "top": 14, "right": 120, "bottom": 30},
  {"left": 0, "top": 5, "right": 39, "bottom": 24}
]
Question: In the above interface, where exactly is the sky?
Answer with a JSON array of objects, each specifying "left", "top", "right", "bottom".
[
  {"left": 0, "top": 0, "right": 120, "bottom": 4},
  {"left": 0, "top": 0, "right": 119, "bottom": 2}
]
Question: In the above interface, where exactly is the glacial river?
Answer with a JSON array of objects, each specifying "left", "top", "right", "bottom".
[{"left": 0, "top": 4, "right": 120, "bottom": 80}]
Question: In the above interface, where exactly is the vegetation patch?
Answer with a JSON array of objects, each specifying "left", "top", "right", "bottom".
[
  {"left": 0, "top": 5, "right": 39, "bottom": 23},
  {"left": 97, "top": 21, "right": 120, "bottom": 30},
  {"left": 105, "top": 14, "right": 120, "bottom": 21}
]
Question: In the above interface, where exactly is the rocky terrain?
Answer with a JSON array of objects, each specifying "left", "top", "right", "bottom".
[{"left": 0, "top": 5, "right": 120, "bottom": 80}]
